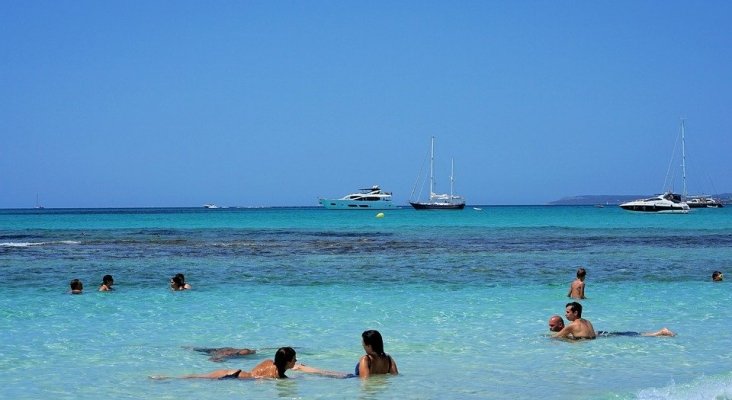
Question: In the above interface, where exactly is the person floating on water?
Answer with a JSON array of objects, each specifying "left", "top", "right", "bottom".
[
  {"left": 712, "top": 271, "right": 724, "bottom": 282},
  {"left": 152, "top": 347, "right": 296, "bottom": 380},
  {"left": 567, "top": 267, "right": 586, "bottom": 299},
  {"left": 191, "top": 347, "right": 257, "bottom": 362},
  {"left": 548, "top": 315, "right": 675, "bottom": 337}
]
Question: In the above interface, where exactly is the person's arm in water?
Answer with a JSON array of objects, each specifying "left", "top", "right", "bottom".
[
  {"left": 292, "top": 363, "right": 348, "bottom": 378},
  {"left": 552, "top": 322, "right": 585, "bottom": 340}
]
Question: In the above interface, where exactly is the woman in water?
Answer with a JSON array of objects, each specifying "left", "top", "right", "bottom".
[
  {"left": 99, "top": 275, "right": 114, "bottom": 291},
  {"left": 295, "top": 330, "right": 399, "bottom": 379},
  {"left": 354, "top": 330, "right": 398, "bottom": 378},
  {"left": 170, "top": 274, "right": 191, "bottom": 291},
  {"left": 164, "top": 347, "right": 297, "bottom": 380}
]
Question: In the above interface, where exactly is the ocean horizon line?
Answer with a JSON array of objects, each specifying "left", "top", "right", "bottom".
[{"left": 1, "top": 204, "right": 630, "bottom": 211}]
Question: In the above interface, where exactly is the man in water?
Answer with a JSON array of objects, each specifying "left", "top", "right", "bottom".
[
  {"left": 712, "top": 271, "right": 724, "bottom": 282},
  {"left": 551, "top": 302, "right": 596, "bottom": 339},
  {"left": 548, "top": 315, "right": 675, "bottom": 337}
]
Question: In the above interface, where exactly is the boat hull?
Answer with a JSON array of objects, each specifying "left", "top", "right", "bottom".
[
  {"left": 619, "top": 204, "right": 689, "bottom": 213},
  {"left": 319, "top": 198, "right": 396, "bottom": 210},
  {"left": 619, "top": 192, "right": 690, "bottom": 214},
  {"left": 409, "top": 202, "right": 465, "bottom": 210}
]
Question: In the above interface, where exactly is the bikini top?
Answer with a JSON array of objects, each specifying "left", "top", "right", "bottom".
[{"left": 354, "top": 354, "right": 392, "bottom": 376}]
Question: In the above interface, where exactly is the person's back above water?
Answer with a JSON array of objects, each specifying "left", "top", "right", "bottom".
[
  {"left": 567, "top": 267, "right": 586, "bottom": 299},
  {"left": 293, "top": 329, "right": 399, "bottom": 379},
  {"left": 355, "top": 330, "right": 398, "bottom": 378}
]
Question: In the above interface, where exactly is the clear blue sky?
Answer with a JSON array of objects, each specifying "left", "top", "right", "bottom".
[{"left": 2, "top": 1, "right": 731, "bottom": 207}]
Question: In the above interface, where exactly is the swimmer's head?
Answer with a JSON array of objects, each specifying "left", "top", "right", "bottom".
[
  {"left": 70, "top": 278, "right": 83, "bottom": 294},
  {"left": 171, "top": 275, "right": 185, "bottom": 290},
  {"left": 362, "top": 330, "right": 386, "bottom": 356},
  {"left": 712, "top": 271, "right": 723, "bottom": 282},
  {"left": 548, "top": 315, "right": 565, "bottom": 332},
  {"left": 576, "top": 267, "right": 586, "bottom": 279},
  {"left": 565, "top": 302, "right": 583, "bottom": 320},
  {"left": 273, "top": 347, "right": 296, "bottom": 378}
]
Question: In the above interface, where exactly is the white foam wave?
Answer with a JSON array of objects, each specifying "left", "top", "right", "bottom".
[
  {"left": 0, "top": 242, "right": 44, "bottom": 247},
  {"left": 0, "top": 241, "right": 81, "bottom": 248},
  {"left": 636, "top": 373, "right": 732, "bottom": 400}
]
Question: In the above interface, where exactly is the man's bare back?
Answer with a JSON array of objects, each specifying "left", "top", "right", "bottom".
[
  {"left": 565, "top": 318, "right": 596, "bottom": 339},
  {"left": 567, "top": 279, "right": 585, "bottom": 299},
  {"left": 568, "top": 267, "right": 587, "bottom": 299}
]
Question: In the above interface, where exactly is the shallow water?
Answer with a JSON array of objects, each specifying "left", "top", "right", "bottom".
[{"left": 1, "top": 206, "right": 731, "bottom": 399}]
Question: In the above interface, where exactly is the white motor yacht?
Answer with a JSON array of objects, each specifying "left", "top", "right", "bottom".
[
  {"left": 619, "top": 192, "right": 690, "bottom": 213},
  {"left": 319, "top": 186, "right": 396, "bottom": 210}
]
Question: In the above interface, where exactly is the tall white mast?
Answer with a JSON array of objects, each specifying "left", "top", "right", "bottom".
[
  {"left": 681, "top": 119, "right": 687, "bottom": 199},
  {"left": 450, "top": 158, "right": 455, "bottom": 198},
  {"left": 429, "top": 136, "right": 435, "bottom": 196}
]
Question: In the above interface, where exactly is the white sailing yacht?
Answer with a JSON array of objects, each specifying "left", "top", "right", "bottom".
[
  {"left": 620, "top": 120, "right": 693, "bottom": 213},
  {"left": 409, "top": 136, "right": 465, "bottom": 210}
]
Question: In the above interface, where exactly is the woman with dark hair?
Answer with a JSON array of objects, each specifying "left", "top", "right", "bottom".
[
  {"left": 159, "top": 347, "right": 297, "bottom": 380},
  {"left": 355, "top": 330, "right": 398, "bottom": 378},
  {"left": 170, "top": 274, "right": 191, "bottom": 291},
  {"left": 294, "top": 330, "right": 399, "bottom": 379},
  {"left": 99, "top": 275, "right": 114, "bottom": 291}
]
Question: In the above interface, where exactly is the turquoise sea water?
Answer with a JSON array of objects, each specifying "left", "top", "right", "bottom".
[{"left": 1, "top": 206, "right": 731, "bottom": 399}]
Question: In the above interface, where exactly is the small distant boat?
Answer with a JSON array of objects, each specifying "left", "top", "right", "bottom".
[
  {"left": 619, "top": 192, "right": 690, "bottom": 213},
  {"left": 686, "top": 196, "right": 724, "bottom": 208},
  {"left": 473, "top": 207, "right": 483, "bottom": 211},
  {"left": 35, "top": 194, "right": 44, "bottom": 209},
  {"left": 409, "top": 136, "right": 465, "bottom": 210},
  {"left": 318, "top": 186, "right": 396, "bottom": 210},
  {"left": 203, "top": 204, "right": 220, "bottom": 209}
]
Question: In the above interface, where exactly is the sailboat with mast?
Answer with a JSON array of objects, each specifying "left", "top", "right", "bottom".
[
  {"left": 680, "top": 120, "right": 724, "bottom": 208},
  {"left": 619, "top": 120, "right": 698, "bottom": 213},
  {"left": 409, "top": 136, "right": 465, "bottom": 210}
]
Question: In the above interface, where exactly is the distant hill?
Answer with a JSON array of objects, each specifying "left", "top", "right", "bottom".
[{"left": 549, "top": 193, "right": 732, "bottom": 206}]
